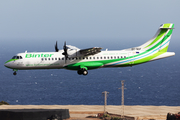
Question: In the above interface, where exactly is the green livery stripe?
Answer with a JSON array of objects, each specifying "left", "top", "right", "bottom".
[
  {"left": 66, "top": 24, "right": 174, "bottom": 70},
  {"left": 134, "top": 46, "right": 168, "bottom": 64},
  {"left": 65, "top": 62, "right": 103, "bottom": 70},
  {"left": 66, "top": 33, "right": 171, "bottom": 70},
  {"left": 111, "top": 46, "right": 168, "bottom": 67},
  {"left": 130, "top": 34, "right": 170, "bottom": 58},
  {"left": 145, "top": 29, "right": 168, "bottom": 48},
  {"left": 145, "top": 24, "right": 174, "bottom": 49},
  {"left": 5, "top": 59, "right": 18, "bottom": 63},
  {"left": 163, "top": 23, "right": 171, "bottom": 28},
  {"left": 66, "top": 37, "right": 170, "bottom": 70},
  {"left": 106, "top": 46, "right": 167, "bottom": 67},
  {"left": 144, "top": 27, "right": 173, "bottom": 52},
  {"left": 172, "top": 24, "right": 174, "bottom": 28}
]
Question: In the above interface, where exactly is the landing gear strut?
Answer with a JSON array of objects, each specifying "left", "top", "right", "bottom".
[{"left": 77, "top": 68, "right": 88, "bottom": 76}]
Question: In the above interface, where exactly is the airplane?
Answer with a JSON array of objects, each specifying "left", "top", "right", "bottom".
[{"left": 4, "top": 23, "right": 175, "bottom": 76}]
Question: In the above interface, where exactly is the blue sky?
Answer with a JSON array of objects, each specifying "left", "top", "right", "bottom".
[{"left": 0, "top": 0, "right": 180, "bottom": 49}]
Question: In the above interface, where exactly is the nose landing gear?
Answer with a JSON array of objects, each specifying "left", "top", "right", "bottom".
[
  {"left": 13, "top": 69, "right": 18, "bottom": 75},
  {"left": 13, "top": 71, "right": 17, "bottom": 75}
]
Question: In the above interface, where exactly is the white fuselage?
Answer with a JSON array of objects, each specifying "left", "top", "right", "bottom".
[{"left": 7, "top": 50, "right": 133, "bottom": 70}]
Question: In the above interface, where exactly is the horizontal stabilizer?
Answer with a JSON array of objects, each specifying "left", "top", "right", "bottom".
[{"left": 150, "top": 52, "right": 175, "bottom": 61}]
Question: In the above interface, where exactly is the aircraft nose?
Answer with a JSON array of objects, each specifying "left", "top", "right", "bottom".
[
  {"left": 4, "top": 61, "right": 12, "bottom": 68},
  {"left": 4, "top": 62, "right": 9, "bottom": 68}
]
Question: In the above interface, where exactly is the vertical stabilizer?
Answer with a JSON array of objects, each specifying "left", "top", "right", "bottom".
[{"left": 138, "top": 23, "right": 174, "bottom": 52}]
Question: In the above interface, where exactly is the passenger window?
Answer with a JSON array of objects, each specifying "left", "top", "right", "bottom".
[
  {"left": 89, "top": 57, "right": 91, "bottom": 59},
  {"left": 107, "top": 57, "right": 109, "bottom": 59},
  {"left": 42, "top": 58, "right": 44, "bottom": 61},
  {"left": 93, "top": 57, "right": 95, "bottom": 59},
  {"left": 79, "top": 57, "right": 81, "bottom": 60},
  {"left": 55, "top": 58, "right": 57, "bottom": 60},
  {"left": 52, "top": 58, "right": 54, "bottom": 60},
  {"left": 62, "top": 58, "right": 64, "bottom": 60},
  {"left": 124, "top": 56, "right": 126, "bottom": 58},
  {"left": 114, "top": 56, "right": 116, "bottom": 59},
  {"left": 48, "top": 58, "right": 50, "bottom": 60},
  {"left": 45, "top": 58, "right": 47, "bottom": 60},
  {"left": 121, "top": 56, "right": 123, "bottom": 58},
  {"left": 83, "top": 57, "right": 85, "bottom": 59},
  {"left": 69, "top": 58, "right": 71, "bottom": 60},
  {"left": 97, "top": 57, "right": 99, "bottom": 59},
  {"left": 59, "top": 58, "right": 60, "bottom": 60},
  {"left": 117, "top": 56, "right": 119, "bottom": 59},
  {"left": 104, "top": 57, "right": 106, "bottom": 59},
  {"left": 86, "top": 57, "right": 88, "bottom": 59},
  {"left": 100, "top": 57, "right": 102, "bottom": 59},
  {"left": 111, "top": 56, "right": 113, "bottom": 59}
]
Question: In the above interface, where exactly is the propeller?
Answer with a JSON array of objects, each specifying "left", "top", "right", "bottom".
[
  {"left": 55, "top": 41, "right": 59, "bottom": 52},
  {"left": 62, "top": 41, "right": 68, "bottom": 61}
]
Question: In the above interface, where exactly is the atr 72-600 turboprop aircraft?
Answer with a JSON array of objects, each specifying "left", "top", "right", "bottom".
[{"left": 4, "top": 23, "right": 175, "bottom": 76}]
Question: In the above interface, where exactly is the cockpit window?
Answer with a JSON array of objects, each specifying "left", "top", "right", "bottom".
[
  {"left": 12, "top": 56, "right": 16, "bottom": 59},
  {"left": 12, "top": 56, "right": 23, "bottom": 59}
]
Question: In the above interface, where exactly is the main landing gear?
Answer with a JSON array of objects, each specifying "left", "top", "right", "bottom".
[{"left": 77, "top": 68, "right": 88, "bottom": 76}]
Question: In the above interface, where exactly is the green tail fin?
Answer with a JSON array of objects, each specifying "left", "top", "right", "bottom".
[{"left": 138, "top": 23, "right": 174, "bottom": 52}]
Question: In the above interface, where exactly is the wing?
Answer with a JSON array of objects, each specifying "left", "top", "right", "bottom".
[{"left": 79, "top": 47, "right": 102, "bottom": 56}]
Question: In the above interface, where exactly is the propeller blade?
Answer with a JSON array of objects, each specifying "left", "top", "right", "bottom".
[
  {"left": 62, "top": 41, "right": 68, "bottom": 56},
  {"left": 64, "top": 41, "right": 66, "bottom": 48},
  {"left": 62, "top": 41, "right": 68, "bottom": 63},
  {"left": 55, "top": 41, "right": 59, "bottom": 52}
]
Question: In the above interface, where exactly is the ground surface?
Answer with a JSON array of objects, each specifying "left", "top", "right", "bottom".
[{"left": 0, "top": 105, "right": 180, "bottom": 120}]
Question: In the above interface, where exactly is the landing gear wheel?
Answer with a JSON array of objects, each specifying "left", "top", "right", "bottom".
[
  {"left": 13, "top": 72, "right": 17, "bottom": 75},
  {"left": 77, "top": 70, "right": 83, "bottom": 75},
  {"left": 83, "top": 70, "right": 88, "bottom": 76},
  {"left": 77, "top": 69, "right": 88, "bottom": 75}
]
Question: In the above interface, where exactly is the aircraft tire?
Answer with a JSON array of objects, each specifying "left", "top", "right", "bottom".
[
  {"left": 77, "top": 70, "right": 83, "bottom": 75},
  {"left": 83, "top": 70, "right": 88, "bottom": 76},
  {"left": 13, "top": 72, "right": 17, "bottom": 75}
]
